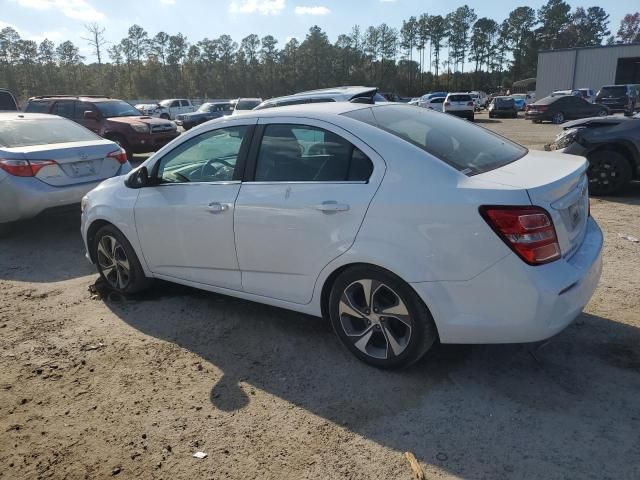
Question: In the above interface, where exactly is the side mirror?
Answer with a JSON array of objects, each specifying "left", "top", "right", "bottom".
[
  {"left": 125, "top": 166, "right": 153, "bottom": 189},
  {"left": 84, "top": 110, "right": 98, "bottom": 120}
]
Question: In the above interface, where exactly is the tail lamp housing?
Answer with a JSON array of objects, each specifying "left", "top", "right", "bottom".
[
  {"left": 480, "top": 206, "right": 561, "bottom": 265},
  {"left": 0, "top": 159, "right": 57, "bottom": 177}
]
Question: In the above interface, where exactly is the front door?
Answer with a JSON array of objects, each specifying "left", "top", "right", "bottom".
[
  {"left": 134, "top": 123, "right": 254, "bottom": 289},
  {"left": 234, "top": 119, "right": 385, "bottom": 304}
]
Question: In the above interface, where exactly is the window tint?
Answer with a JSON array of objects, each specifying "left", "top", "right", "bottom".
[
  {"left": 0, "top": 91, "right": 17, "bottom": 110},
  {"left": 448, "top": 95, "right": 471, "bottom": 102},
  {"left": 157, "top": 126, "right": 247, "bottom": 184},
  {"left": 53, "top": 101, "right": 75, "bottom": 118},
  {"left": 344, "top": 105, "right": 526, "bottom": 176},
  {"left": 75, "top": 101, "right": 96, "bottom": 119},
  {"left": 25, "top": 100, "right": 52, "bottom": 113},
  {"left": 255, "top": 124, "right": 373, "bottom": 182},
  {"left": 0, "top": 117, "right": 100, "bottom": 147},
  {"left": 180, "top": 100, "right": 190, "bottom": 107}
]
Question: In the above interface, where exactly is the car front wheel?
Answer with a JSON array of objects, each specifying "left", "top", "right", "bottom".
[
  {"left": 587, "top": 150, "right": 632, "bottom": 196},
  {"left": 92, "top": 224, "right": 151, "bottom": 294},
  {"left": 329, "top": 266, "right": 438, "bottom": 369},
  {"left": 552, "top": 112, "right": 565, "bottom": 124}
]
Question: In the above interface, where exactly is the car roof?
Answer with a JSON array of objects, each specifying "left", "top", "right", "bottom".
[
  {"left": 221, "top": 101, "right": 382, "bottom": 121},
  {"left": 258, "top": 86, "right": 378, "bottom": 106},
  {"left": 447, "top": 92, "right": 472, "bottom": 96},
  {"left": 28, "top": 95, "right": 112, "bottom": 102}
]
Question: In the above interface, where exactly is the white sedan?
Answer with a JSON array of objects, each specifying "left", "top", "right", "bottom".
[{"left": 80, "top": 103, "right": 603, "bottom": 369}]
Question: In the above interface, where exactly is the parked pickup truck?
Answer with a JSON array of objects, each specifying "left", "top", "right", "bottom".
[
  {"left": 24, "top": 95, "right": 179, "bottom": 158},
  {"left": 156, "top": 98, "right": 195, "bottom": 119}
]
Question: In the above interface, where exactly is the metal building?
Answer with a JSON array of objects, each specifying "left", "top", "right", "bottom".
[{"left": 535, "top": 43, "right": 640, "bottom": 99}]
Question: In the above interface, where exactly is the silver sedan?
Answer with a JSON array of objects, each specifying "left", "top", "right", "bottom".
[{"left": 0, "top": 112, "right": 132, "bottom": 231}]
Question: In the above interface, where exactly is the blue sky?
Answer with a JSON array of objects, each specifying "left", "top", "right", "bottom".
[{"left": 0, "top": 0, "right": 635, "bottom": 60}]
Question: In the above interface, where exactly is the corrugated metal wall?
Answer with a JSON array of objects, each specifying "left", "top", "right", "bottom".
[{"left": 535, "top": 44, "right": 640, "bottom": 99}]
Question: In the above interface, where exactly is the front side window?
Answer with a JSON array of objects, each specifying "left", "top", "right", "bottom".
[
  {"left": 254, "top": 124, "right": 373, "bottom": 182},
  {"left": 75, "top": 101, "right": 97, "bottom": 119},
  {"left": 53, "top": 101, "right": 75, "bottom": 118},
  {"left": 156, "top": 126, "right": 247, "bottom": 184},
  {"left": 180, "top": 100, "right": 190, "bottom": 107},
  {"left": 344, "top": 105, "right": 526, "bottom": 176}
]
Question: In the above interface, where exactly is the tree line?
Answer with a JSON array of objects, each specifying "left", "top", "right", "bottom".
[{"left": 1, "top": 0, "right": 639, "bottom": 102}]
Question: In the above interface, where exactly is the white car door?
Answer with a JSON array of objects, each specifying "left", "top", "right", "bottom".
[
  {"left": 134, "top": 121, "right": 256, "bottom": 289},
  {"left": 234, "top": 118, "right": 386, "bottom": 304}
]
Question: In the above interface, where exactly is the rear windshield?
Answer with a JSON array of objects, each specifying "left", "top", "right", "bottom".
[
  {"left": 448, "top": 94, "right": 471, "bottom": 102},
  {"left": 235, "top": 99, "right": 261, "bottom": 110},
  {"left": 599, "top": 86, "right": 626, "bottom": 97},
  {"left": 0, "top": 91, "right": 18, "bottom": 111},
  {"left": 343, "top": 105, "right": 527, "bottom": 176},
  {"left": 0, "top": 117, "right": 100, "bottom": 148},
  {"left": 495, "top": 97, "right": 514, "bottom": 105}
]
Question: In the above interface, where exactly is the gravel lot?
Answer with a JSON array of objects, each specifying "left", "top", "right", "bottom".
[{"left": 1, "top": 112, "right": 639, "bottom": 480}]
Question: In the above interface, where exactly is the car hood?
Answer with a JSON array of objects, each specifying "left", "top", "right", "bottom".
[
  {"left": 106, "top": 116, "right": 173, "bottom": 125},
  {"left": 562, "top": 116, "right": 631, "bottom": 129}
]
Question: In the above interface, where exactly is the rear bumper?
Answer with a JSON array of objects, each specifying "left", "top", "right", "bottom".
[
  {"left": 446, "top": 110, "right": 474, "bottom": 119},
  {"left": 489, "top": 109, "right": 517, "bottom": 117},
  {"left": 412, "top": 217, "right": 603, "bottom": 344},
  {"left": 0, "top": 164, "right": 131, "bottom": 224}
]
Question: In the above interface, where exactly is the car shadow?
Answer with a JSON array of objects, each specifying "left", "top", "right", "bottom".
[
  {"left": 591, "top": 180, "right": 640, "bottom": 207},
  {"left": 0, "top": 209, "right": 94, "bottom": 282},
  {"left": 98, "top": 280, "right": 640, "bottom": 478},
  {"left": 473, "top": 118, "right": 503, "bottom": 124}
]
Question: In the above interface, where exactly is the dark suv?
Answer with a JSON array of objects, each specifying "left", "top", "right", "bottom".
[
  {"left": 0, "top": 89, "right": 18, "bottom": 111},
  {"left": 24, "top": 95, "right": 179, "bottom": 156},
  {"left": 596, "top": 85, "right": 637, "bottom": 115}
]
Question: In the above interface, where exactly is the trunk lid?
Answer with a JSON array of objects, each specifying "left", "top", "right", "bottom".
[
  {"left": 476, "top": 150, "right": 589, "bottom": 259},
  {"left": 9, "top": 140, "right": 123, "bottom": 187}
]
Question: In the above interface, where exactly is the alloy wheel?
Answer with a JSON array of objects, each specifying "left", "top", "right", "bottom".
[
  {"left": 96, "top": 235, "right": 131, "bottom": 289},
  {"left": 338, "top": 279, "right": 412, "bottom": 360},
  {"left": 552, "top": 112, "right": 564, "bottom": 124},
  {"left": 588, "top": 159, "right": 624, "bottom": 193}
]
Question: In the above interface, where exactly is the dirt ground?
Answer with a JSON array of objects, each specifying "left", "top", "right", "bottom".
[{"left": 1, "top": 113, "right": 639, "bottom": 480}]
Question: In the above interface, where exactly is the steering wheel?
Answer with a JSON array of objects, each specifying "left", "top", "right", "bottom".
[{"left": 201, "top": 157, "right": 234, "bottom": 180}]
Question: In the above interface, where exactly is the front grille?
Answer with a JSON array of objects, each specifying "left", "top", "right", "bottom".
[{"left": 151, "top": 123, "right": 176, "bottom": 134}]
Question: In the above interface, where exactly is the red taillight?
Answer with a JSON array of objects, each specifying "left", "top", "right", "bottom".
[
  {"left": 479, "top": 206, "right": 561, "bottom": 265},
  {"left": 537, "top": 105, "right": 548, "bottom": 112},
  {"left": 467, "top": 101, "right": 474, "bottom": 106},
  {"left": 0, "top": 159, "right": 56, "bottom": 177},
  {"left": 107, "top": 148, "right": 128, "bottom": 164}
]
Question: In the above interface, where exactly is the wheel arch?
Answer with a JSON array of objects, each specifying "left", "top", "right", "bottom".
[
  {"left": 86, "top": 219, "right": 115, "bottom": 263},
  {"left": 589, "top": 142, "right": 639, "bottom": 179}
]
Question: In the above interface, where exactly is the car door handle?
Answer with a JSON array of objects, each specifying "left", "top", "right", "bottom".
[
  {"left": 206, "top": 202, "right": 229, "bottom": 214},
  {"left": 313, "top": 201, "right": 350, "bottom": 213}
]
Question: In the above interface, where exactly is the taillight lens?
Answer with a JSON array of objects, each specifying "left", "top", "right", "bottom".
[
  {"left": 479, "top": 206, "right": 561, "bottom": 265},
  {"left": 107, "top": 148, "right": 128, "bottom": 164},
  {"left": 0, "top": 159, "right": 56, "bottom": 177},
  {"left": 467, "top": 101, "right": 474, "bottom": 106}
]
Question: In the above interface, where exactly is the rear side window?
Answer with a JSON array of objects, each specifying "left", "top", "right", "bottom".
[
  {"left": 344, "top": 105, "right": 526, "bottom": 176},
  {"left": 53, "top": 101, "right": 75, "bottom": 118},
  {"left": 0, "top": 117, "right": 100, "bottom": 147},
  {"left": 25, "top": 100, "right": 52, "bottom": 113},
  {"left": 254, "top": 124, "right": 373, "bottom": 182},
  {"left": 0, "top": 91, "right": 17, "bottom": 111}
]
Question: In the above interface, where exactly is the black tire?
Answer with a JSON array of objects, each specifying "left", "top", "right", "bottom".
[
  {"left": 597, "top": 109, "right": 608, "bottom": 117},
  {"left": 92, "top": 224, "right": 151, "bottom": 294},
  {"left": 328, "top": 265, "right": 438, "bottom": 369},
  {"left": 107, "top": 134, "right": 133, "bottom": 160},
  {"left": 587, "top": 150, "right": 633, "bottom": 196},
  {"left": 468, "top": 113, "right": 475, "bottom": 122},
  {"left": 532, "top": 119, "right": 542, "bottom": 124},
  {"left": 160, "top": 113, "right": 170, "bottom": 120},
  {"left": 489, "top": 112, "right": 494, "bottom": 119}
]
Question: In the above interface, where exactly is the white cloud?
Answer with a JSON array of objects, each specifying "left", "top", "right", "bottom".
[
  {"left": 17, "top": 0, "right": 106, "bottom": 22},
  {"left": 0, "top": 20, "right": 64, "bottom": 44},
  {"left": 294, "top": 5, "right": 330, "bottom": 15},
  {"left": 160, "top": 0, "right": 175, "bottom": 4},
  {"left": 229, "top": 0, "right": 285, "bottom": 15}
]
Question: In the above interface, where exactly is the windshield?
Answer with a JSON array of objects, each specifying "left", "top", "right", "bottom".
[
  {"left": 343, "top": 105, "right": 526, "bottom": 176},
  {"left": 197, "top": 103, "right": 214, "bottom": 112},
  {"left": 0, "top": 117, "right": 100, "bottom": 147},
  {"left": 95, "top": 101, "right": 141, "bottom": 118},
  {"left": 235, "top": 100, "right": 261, "bottom": 110},
  {"left": 599, "top": 86, "right": 626, "bottom": 97},
  {"left": 495, "top": 98, "right": 514, "bottom": 105}
]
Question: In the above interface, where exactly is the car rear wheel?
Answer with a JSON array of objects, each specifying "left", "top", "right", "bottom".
[
  {"left": 329, "top": 265, "right": 438, "bottom": 369},
  {"left": 597, "top": 109, "right": 608, "bottom": 117},
  {"left": 552, "top": 112, "right": 565, "bottom": 124},
  {"left": 92, "top": 225, "right": 151, "bottom": 294},
  {"left": 587, "top": 150, "right": 632, "bottom": 196}
]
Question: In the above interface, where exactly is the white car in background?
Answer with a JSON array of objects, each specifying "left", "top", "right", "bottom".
[
  {"left": 443, "top": 93, "right": 475, "bottom": 121},
  {"left": 156, "top": 99, "right": 195, "bottom": 120},
  {"left": 470, "top": 91, "right": 488, "bottom": 111},
  {"left": 0, "top": 113, "right": 131, "bottom": 232},
  {"left": 420, "top": 96, "right": 446, "bottom": 112},
  {"left": 80, "top": 103, "right": 602, "bottom": 369}
]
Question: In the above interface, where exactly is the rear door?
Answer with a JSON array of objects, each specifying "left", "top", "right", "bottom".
[{"left": 234, "top": 118, "right": 385, "bottom": 304}]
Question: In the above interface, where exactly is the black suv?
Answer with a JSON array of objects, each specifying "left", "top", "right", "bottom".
[
  {"left": 0, "top": 89, "right": 18, "bottom": 111},
  {"left": 596, "top": 85, "right": 637, "bottom": 115}
]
